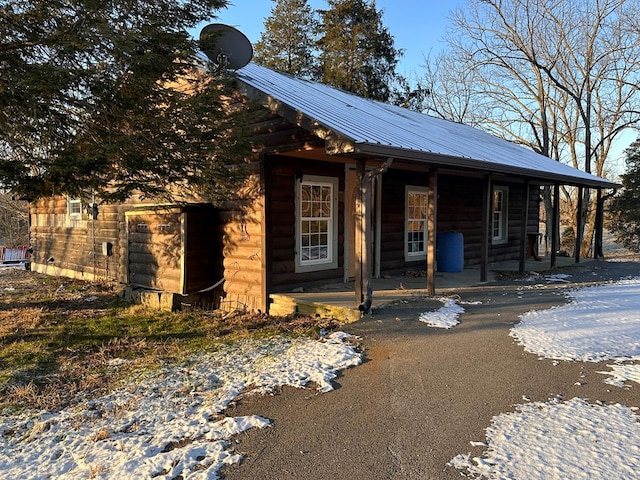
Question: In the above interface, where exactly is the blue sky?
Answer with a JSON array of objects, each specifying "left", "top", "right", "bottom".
[{"left": 207, "top": 0, "right": 467, "bottom": 77}]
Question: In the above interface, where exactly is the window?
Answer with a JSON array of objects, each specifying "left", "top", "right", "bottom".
[
  {"left": 295, "top": 175, "right": 338, "bottom": 272},
  {"left": 492, "top": 186, "right": 509, "bottom": 244},
  {"left": 68, "top": 197, "right": 82, "bottom": 217},
  {"left": 67, "top": 197, "right": 83, "bottom": 227},
  {"left": 405, "top": 186, "right": 428, "bottom": 261}
]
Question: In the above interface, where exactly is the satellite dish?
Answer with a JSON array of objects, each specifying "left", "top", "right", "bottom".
[{"left": 199, "top": 23, "right": 253, "bottom": 70}]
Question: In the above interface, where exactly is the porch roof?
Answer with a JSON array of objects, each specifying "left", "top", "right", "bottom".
[{"left": 235, "top": 63, "right": 617, "bottom": 189}]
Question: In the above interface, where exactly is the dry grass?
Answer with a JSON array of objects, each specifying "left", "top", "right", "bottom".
[{"left": 0, "top": 268, "right": 340, "bottom": 412}]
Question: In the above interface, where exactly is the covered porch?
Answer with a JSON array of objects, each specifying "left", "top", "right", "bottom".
[{"left": 269, "top": 255, "right": 595, "bottom": 322}]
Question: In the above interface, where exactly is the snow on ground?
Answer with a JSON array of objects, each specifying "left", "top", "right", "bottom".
[
  {"left": 0, "top": 332, "right": 361, "bottom": 480},
  {"left": 600, "top": 363, "right": 640, "bottom": 388},
  {"left": 510, "top": 278, "right": 640, "bottom": 363},
  {"left": 518, "top": 272, "right": 573, "bottom": 283},
  {"left": 452, "top": 277, "right": 640, "bottom": 479},
  {"left": 449, "top": 398, "right": 640, "bottom": 480},
  {"left": 418, "top": 297, "right": 465, "bottom": 328}
]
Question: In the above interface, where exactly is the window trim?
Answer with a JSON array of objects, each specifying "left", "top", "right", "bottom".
[
  {"left": 295, "top": 175, "right": 339, "bottom": 273},
  {"left": 404, "top": 185, "right": 429, "bottom": 262},
  {"left": 492, "top": 185, "right": 509, "bottom": 245}
]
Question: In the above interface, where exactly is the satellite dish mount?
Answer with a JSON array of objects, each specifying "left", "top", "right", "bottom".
[{"left": 199, "top": 23, "right": 253, "bottom": 71}]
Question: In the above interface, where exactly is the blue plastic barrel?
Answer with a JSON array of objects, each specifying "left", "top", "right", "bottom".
[{"left": 436, "top": 232, "right": 464, "bottom": 272}]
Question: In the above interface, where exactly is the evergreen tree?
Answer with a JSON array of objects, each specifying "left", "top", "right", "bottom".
[
  {"left": 317, "top": 0, "right": 402, "bottom": 102},
  {"left": 254, "top": 0, "right": 318, "bottom": 77},
  {"left": 608, "top": 139, "right": 640, "bottom": 252},
  {"left": 0, "top": 0, "right": 253, "bottom": 203}
]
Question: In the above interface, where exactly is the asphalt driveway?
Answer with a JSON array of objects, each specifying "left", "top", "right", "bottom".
[{"left": 223, "top": 260, "right": 640, "bottom": 479}]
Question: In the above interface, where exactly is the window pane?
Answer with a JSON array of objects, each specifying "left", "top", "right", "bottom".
[
  {"left": 493, "top": 191, "right": 502, "bottom": 211},
  {"left": 301, "top": 186, "right": 311, "bottom": 202},
  {"left": 407, "top": 220, "right": 420, "bottom": 232},
  {"left": 321, "top": 185, "right": 331, "bottom": 202},
  {"left": 301, "top": 200, "right": 311, "bottom": 217},
  {"left": 319, "top": 201, "right": 328, "bottom": 217}
]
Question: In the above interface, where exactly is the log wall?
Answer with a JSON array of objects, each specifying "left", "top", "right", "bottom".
[
  {"left": 378, "top": 171, "right": 541, "bottom": 272},
  {"left": 379, "top": 169, "right": 431, "bottom": 272},
  {"left": 219, "top": 176, "right": 267, "bottom": 312},
  {"left": 125, "top": 209, "right": 183, "bottom": 292},
  {"left": 437, "top": 174, "right": 540, "bottom": 266},
  {"left": 265, "top": 155, "right": 345, "bottom": 291},
  {"left": 31, "top": 198, "right": 223, "bottom": 296},
  {"left": 30, "top": 197, "right": 123, "bottom": 282}
]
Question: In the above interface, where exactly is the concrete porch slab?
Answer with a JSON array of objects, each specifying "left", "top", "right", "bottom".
[{"left": 268, "top": 256, "right": 595, "bottom": 322}]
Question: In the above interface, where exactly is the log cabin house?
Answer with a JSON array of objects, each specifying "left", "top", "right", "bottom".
[{"left": 29, "top": 63, "right": 617, "bottom": 316}]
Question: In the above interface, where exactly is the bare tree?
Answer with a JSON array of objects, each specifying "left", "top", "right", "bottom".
[
  {"left": 0, "top": 193, "right": 29, "bottom": 246},
  {"left": 420, "top": 50, "right": 484, "bottom": 125},
  {"left": 420, "top": 0, "right": 640, "bottom": 255}
]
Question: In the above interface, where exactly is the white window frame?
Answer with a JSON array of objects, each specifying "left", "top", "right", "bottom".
[
  {"left": 68, "top": 197, "right": 82, "bottom": 217},
  {"left": 295, "top": 175, "right": 339, "bottom": 273},
  {"left": 404, "top": 185, "right": 428, "bottom": 262},
  {"left": 492, "top": 186, "right": 509, "bottom": 244}
]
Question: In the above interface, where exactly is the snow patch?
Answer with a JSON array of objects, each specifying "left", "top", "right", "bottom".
[
  {"left": 418, "top": 297, "right": 464, "bottom": 328},
  {"left": 0, "top": 332, "right": 361, "bottom": 479},
  {"left": 511, "top": 278, "right": 640, "bottom": 362},
  {"left": 598, "top": 363, "right": 640, "bottom": 388},
  {"left": 450, "top": 397, "right": 640, "bottom": 480}
]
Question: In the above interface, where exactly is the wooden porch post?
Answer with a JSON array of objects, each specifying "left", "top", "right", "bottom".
[
  {"left": 518, "top": 180, "right": 530, "bottom": 274},
  {"left": 481, "top": 175, "right": 491, "bottom": 282},
  {"left": 354, "top": 159, "right": 372, "bottom": 311},
  {"left": 551, "top": 183, "right": 560, "bottom": 269},
  {"left": 574, "top": 186, "right": 584, "bottom": 263},
  {"left": 427, "top": 168, "right": 438, "bottom": 295},
  {"left": 594, "top": 188, "right": 604, "bottom": 259}
]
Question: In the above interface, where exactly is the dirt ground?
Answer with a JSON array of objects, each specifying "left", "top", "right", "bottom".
[{"left": 222, "top": 259, "right": 640, "bottom": 480}]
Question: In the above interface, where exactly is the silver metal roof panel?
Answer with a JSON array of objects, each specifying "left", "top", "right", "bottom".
[{"left": 235, "top": 63, "right": 617, "bottom": 188}]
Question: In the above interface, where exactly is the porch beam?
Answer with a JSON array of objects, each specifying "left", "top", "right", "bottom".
[
  {"left": 481, "top": 175, "right": 491, "bottom": 282},
  {"left": 574, "top": 186, "right": 584, "bottom": 263},
  {"left": 427, "top": 168, "right": 438, "bottom": 295},
  {"left": 518, "top": 180, "right": 530, "bottom": 274},
  {"left": 551, "top": 183, "right": 560, "bottom": 269}
]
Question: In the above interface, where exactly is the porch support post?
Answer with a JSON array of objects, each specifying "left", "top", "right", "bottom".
[
  {"left": 375, "top": 175, "right": 382, "bottom": 279},
  {"left": 427, "top": 168, "right": 438, "bottom": 295},
  {"left": 481, "top": 175, "right": 491, "bottom": 282},
  {"left": 550, "top": 183, "right": 560, "bottom": 269},
  {"left": 594, "top": 188, "right": 604, "bottom": 259},
  {"left": 574, "top": 186, "right": 584, "bottom": 263},
  {"left": 518, "top": 180, "right": 530, "bottom": 274},
  {"left": 354, "top": 159, "right": 372, "bottom": 312}
]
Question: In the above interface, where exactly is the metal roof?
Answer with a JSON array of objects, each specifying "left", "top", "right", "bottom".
[{"left": 235, "top": 63, "right": 617, "bottom": 189}]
